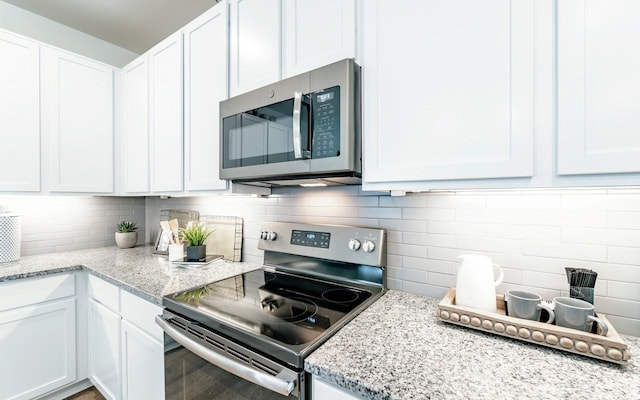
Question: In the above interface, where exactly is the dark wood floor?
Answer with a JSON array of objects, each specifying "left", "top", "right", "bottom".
[{"left": 65, "top": 386, "right": 105, "bottom": 400}]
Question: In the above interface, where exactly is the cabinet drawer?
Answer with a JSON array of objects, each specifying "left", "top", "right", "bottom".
[
  {"left": 87, "top": 274, "right": 120, "bottom": 312},
  {"left": 0, "top": 273, "right": 75, "bottom": 311},
  {"left": 120, "top": 289, "right": 163, "bottom": 342}
]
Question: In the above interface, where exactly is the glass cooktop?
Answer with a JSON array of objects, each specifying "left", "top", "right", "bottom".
[{"left": 163, "top": 268, "right": 375, "bottom": 347}]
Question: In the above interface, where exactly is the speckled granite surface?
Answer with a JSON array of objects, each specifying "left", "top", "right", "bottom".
[
  {"left": 0, "top": 245, "right": 263, "bottom": 305},
  {"left": 305, "top": 290, "right": 640, "bottom": 400}
]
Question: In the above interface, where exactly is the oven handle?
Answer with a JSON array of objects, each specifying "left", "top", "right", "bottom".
[{"left": 155, "top": 316, "right": 296, "bottom": 396}]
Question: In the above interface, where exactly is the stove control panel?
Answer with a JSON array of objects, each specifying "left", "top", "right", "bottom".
[{"left": 259, "top": 222, "right": 386, "bottom": 267}]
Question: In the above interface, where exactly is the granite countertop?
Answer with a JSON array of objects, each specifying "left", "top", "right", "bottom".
[
  {"left": 0, "top": 245, "right": 263, "bottom": 305},
  {"left": 305, "top": 290, "right": 640, "bottom": 400}
]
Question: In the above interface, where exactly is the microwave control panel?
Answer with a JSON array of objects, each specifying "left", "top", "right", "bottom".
[{"left": 312, "top": 86, "right": 340, "bottom": 159}]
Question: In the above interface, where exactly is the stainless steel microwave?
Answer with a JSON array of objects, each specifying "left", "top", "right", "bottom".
[{"left": 219, "top": 59, "right": 361, "bottom": 187}]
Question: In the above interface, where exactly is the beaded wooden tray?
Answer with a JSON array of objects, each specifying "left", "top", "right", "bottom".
[{"left": 437, "top": 288, "right": 631, "bottom": 365}]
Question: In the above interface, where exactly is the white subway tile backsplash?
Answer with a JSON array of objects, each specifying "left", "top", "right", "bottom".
[
  {"left": 387, "top": 243, "right": 427, "bottom": 258},
  {"left": 426, "top": 272, "right": 456, "bottom": 287},
  {"left": 561, "top": 227, "right": 608, "bottom": 245},
  {"left": 388, "top": 267, "right": 427, "bottom": 283},
  {"left": 380, "top": 219, "right": 427, "bottom": 233},
  {"left": 138, "top": 189, "right": 640, "bottom": 336},
  {"left": 593, "top": 296, "right": 640, "bottom": 320},
  {"left": 456, "top": 236, "right": 521, "bottom": 255},
  {"left": 561, "top": 194, "right": 609, "bottom": 210},
  {"left": 379, "top": 195, "right": 426, "bottom": 208},
  {"left": 608, "top": 246, "right": 640, "bottom": 266},
  {"left": 403, "top": 232, "right": 456, "bottom": 248},
  {"left": 360, "top": 207, "right": 401, "bottom": 219},
  {"left": 404, "top": 207, "right": 455, "bottom": 221},
  {"left": 608, "top": 211, "right": 640, "bottom": 229},
  {"left": 606, "top": 228, "right": 640, "bottom": 247},
  {"left": 521, "top": 271, "right": 566, "bottom": 291},
  {"left": 456, "top": 208, "right": 520, "bottom": 224},
  {"left": 607, "top": 281, "right": 640, "bottom": 302},
  {"left": 486, "top": 195, "right": 560, "bottom": 210},
  {"left": 522, "top": 241, "right": 607, "bottom": 262}
]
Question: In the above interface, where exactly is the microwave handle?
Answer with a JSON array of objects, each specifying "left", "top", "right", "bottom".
[{"left": 292, "top": 91, "right": 310, "bottom": 159}]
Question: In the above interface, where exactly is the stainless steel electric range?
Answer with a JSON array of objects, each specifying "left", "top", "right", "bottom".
[{"left": 156, "top": 222, "right": 386, "bottom": 400}]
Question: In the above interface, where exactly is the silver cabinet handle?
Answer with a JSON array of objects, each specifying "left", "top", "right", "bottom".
[
  {"left": 292, "top": 91, "right": 303, "bottom": 159},
  {"left": 155, "top": 316, "right": 296, "bottom": 396}
]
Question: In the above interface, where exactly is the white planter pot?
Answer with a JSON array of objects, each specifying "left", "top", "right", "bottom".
[{"left": 115, "top": 231, "right": 138, "bottom": 249}]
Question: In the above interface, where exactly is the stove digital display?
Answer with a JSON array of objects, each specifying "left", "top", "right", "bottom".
[{"left": 291, "top": 230, "right": 330, "bottom": 248}]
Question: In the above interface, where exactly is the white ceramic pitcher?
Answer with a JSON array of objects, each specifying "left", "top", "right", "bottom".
[{"left": 455, "top": 255, "right": 504, "bottom": 313}]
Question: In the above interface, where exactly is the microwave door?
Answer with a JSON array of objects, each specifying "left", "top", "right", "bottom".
[{"left": 221, "top": 103, "right": 311, "bottom": 180}]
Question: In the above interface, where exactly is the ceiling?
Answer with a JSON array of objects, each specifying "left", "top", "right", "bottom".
[{"left": 3, "top": 0, "right": 219, "bottom": 54}]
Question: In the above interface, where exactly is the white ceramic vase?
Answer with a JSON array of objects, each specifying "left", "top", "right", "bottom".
[{"left": 115, "top": 231, "right": 138, "bottom": 249}]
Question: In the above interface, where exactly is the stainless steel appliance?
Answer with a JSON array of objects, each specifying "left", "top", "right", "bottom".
[
  {"left": 219, "top": 59, "right": 361, "bottom": 187},
  {"left": 157, "top": 222, "right": 386, "bottom": 399}
]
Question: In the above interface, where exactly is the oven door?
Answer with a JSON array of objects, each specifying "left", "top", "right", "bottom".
[{"left": 156, "top": 312, "right": 305, "bottom": 400}]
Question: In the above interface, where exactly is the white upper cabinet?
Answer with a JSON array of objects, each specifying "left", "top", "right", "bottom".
[
  {"left": 282, "top": 0, "right": 356, "bottom": 77},
  {"left": 229, "top": 0, "right": 281, "bottom": 96},
  {"left": 362, "top": 0, "right": 535, "bottom": 190},
  {"left": 184, "top": 3, "right": 228, "bottom": 191},
  {"left": 0, "top": 31, "right": 40, "bottom": 192},
  {"left": 122, "top": 56, "right": 150, "bottom": 193},
  {"left": 44, "top": 48, "right": 114, "bottom": 193},
  {"left": 557, "top": 0, "right": 640, "bottom": 176},
  {"left": 149, "top": 32, "right": 183, "bottom": 192}
]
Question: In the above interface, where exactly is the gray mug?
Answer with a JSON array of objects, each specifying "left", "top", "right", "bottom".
[
  {"left": 505, "top": 290, "right": 555, "bottom": 323},
  {"left": 553, "top": 297, "right": 608, "bottom": 336}
]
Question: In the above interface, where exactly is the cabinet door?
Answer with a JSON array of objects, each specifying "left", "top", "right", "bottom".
[
  {"left": 184, "top": 3, "right": 228, "bottom": 191},
  {"left": 45, "top": 49, "right": 114, "bottom": 193},
  {"left": 88, "top": 299, "right": 121, "bottom": 400},
  {"left": 149, "top": 33, "right": 183, "bottom": 192},
  {"left": 557, "top": 0, "right": 640, "bottom": 175},
  {"left": 0, "top": 31, "right": 40, "bottom": 192},
  {"left": 0, "top": 298, "right": 76, "bottom": 400},
  {"left": 122, "top": 55, "right": 150, "bottom": 193},
  {"left": 121, "top": 320, "right": 164, "bottom": 400},
  {"left": 229, "top": 0, "right": 281, "bottom": 96},
  {"left": 312, "top": 375, "right": 363, "bottom": 400},
  {"left": 283, "top": 0, "right": 356, "bottom": 77},
  {"left": 363, "top": 0, "right": 534, "bottom": 186}
]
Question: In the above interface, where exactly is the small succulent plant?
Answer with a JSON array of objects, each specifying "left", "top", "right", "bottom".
[
  {"left": 117, "top": 220, "right": 138, "bottom": 233},
  {"left": 179, "top": 222, "right": 213, "bottom": 246}
]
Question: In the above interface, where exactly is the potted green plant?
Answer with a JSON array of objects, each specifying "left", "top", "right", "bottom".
[
  {"left": 115, "top": 221, "right": 138, "bottom": 249},
  {"left": 180, "top": 222, "right": 213, "bottom": 261}
]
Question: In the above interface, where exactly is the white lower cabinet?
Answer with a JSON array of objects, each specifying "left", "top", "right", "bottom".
[
  {"left": 312, "top": 375, "right": 363, "bottom": 400},
  {"left": 87, "top": 275, "right": 164, "bottom": 400},
  {"left": 0, "top": 274, "right": 78, "bottom": 400},
  {"left": 88, "top": 299, "right": 121, "bottom": 400},
  {"left": 121, "top": 320, "right": 164, "bottom": 400}
]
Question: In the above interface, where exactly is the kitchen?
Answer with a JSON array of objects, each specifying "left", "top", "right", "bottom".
[{"left": 0, "top": 0, "right": 639, "bottom": 399}]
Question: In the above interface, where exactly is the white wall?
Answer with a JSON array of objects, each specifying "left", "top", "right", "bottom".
[
  {"left": 0, "top": 196, "right": 145, "bottom": 256},
  {"left": 0, "top": 0, "right": 137, "bottom": 67},
  {"left": 146, "top": 187, "right": 640, "bottom": 336}
]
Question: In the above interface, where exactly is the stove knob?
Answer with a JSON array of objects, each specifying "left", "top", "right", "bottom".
[
  {"left": 348, "top": 238, "right": 361, "bottom": 251},
  {"left": 362, "top": 240, "right": 376, "bottom": 253},
  {"left": 260, "top": 231, "right": 268, "bottom": 240},
  {"left": 267, "top": 231, "right": 278, "bottom": 241}
]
